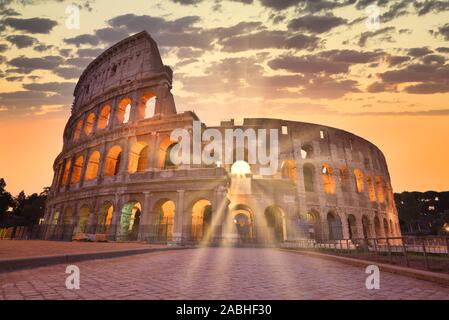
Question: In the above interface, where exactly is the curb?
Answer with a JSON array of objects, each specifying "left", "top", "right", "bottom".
[
  {"left": 279, "top": 248, "right": 449, "bottom": 287},
  {"left": 0, "top": 245, "right": 193, "bottom": 273}
]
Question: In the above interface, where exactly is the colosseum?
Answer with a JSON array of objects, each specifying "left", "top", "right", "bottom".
[{"left": 43, "top": 31, "right": 401, "bottom": 245}]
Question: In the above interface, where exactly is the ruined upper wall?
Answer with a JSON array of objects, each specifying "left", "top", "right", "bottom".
[{"left": 71, "top": 31, "right": 171, "bottom": 113}]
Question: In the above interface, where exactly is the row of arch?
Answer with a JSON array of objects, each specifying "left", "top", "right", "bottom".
[
  {"left": 58, "top": 137, "right": 178, "bottom": 187},
  {"left": 305, "top": 210, "right": 400, "bottom": 241},
  {"left": 281, "top": 160, "right": 393, "bottom": 204},
  {"left": 71, "top": 92, "right": 157, "bottom": 142}
]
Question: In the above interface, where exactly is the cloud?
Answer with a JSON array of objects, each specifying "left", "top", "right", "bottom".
[
  {"left": 287, "top": 14, "right": 347, "bottom": 34},
  {"left": 3, "top": 17, "right": 57, "bottom": 34},
  {"left": 6, "top": 35, "right": 37, "bottom": 48},
  {"left": 301, "top": 77, "right": 360, "bottom": 99},
  {"left": 408, "top": 47, "right": 432, "bottom": 57},
  {"left": 22, "top": 82, "right": 76, "bottom": 95},
  {"left": 64, "top": 34, "right": 100, "bottom": 47},
  {"left": 366, "top": 81, "right": 397, "bottom": 93},
  {"left": 53, "top": 67, "right": 83, "bottom": 79},
  {"left": 219, "top": 30, "right": 321, "bottom": 52},
  {"left": 0, "top": 44, "right": 8, "bottom": 53},
  {"left": 8, "top": 55, "right": 64, "bottom": 73},
  {"left": 5, "top": 76, "right": 24, "bottom": 82},
  {"left": 259, "top": 0, "right": 350, "bottom": 12},
  {"left": 385, "top": 55, "right": 410, "bottom": 66},
  {"left": 413, "top": 0, "right": 449, "bottom": 15},
  {"left": 170, "top": 0, "right": 203, "bottom": 4},
  {"left": 436, "top": 23, "right": 449, "bottom": 41},
  {"left": 358, "top": 26, "right": 395, "bottom": 47},
  {"left": 76, "top": 48, "right": 105, "bottom": 58},
  {"left": 346, "top": 109, "right": 449, "bottom": 116},
  {"left": 404, "top": 82, "right": 449, "bottom": 94}
]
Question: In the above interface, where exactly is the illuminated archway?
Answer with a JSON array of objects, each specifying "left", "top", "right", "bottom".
[
  {"left": 354, "top": 169, "right": 364, "bottom": 193},
  {"left": 119, "top": 201, "right": 141, "bottom": 240},
  {"left": 70, "top": 155, "right": 83, "bottom": 184},
  {"left": 191, "top": 199, "right": 212, "bottom": 241},
  {"left": 116, "top": 97, "right": 132, "bottom": 124},
  {"left": 322, "top": 164, "right": 336, "bottom": 194},
  {"left": 281, "top": 160, "right": 297, "bottom": 183},
  {"left": 84, "top": 112, "right": 95, "bottom": 136},
  {"left": 85, "top": 151, "right": 100, "bottom": 181},
  {"left": 158, "top": 137, "right": 178, "bottom": 169},
  {"left": 104, "top": 145, "right": 122, "bottom": 176},
  {"left": 96, "top": 203, "right": 113, "bottom": 234},
  {"left": 97, "top": 105, "right": 110, "bottom": 129},
  {"left": 128, "top": 142, "right": 149, "bottom": 173},
  {"left": 366, "top": 176, "right": 376, "bottom": 202},
  {"left": 72, "top": 119, "right": 82, "bottom": 141},
  {"left": 154, "top": 199, "right": 175, "bottom": 241},
  {"left": 264, "top": 205, "right": 285, "bottom": 242},
  {"left": 303, "top": 163, "right": 315, "bottom": 192},
  {"left": 60, "top": 159, "right": 71, "bottom": 187},
  {"left": 138, "top": 91, "right": 156, "bottom": 119},
  {"left": 230, "top": 204, "right": 254, "bottom": 241},
  {"left": 375, "top": 176, "right": 385, "bottom": 203}
]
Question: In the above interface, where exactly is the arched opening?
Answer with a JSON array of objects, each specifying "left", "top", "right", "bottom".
[
  {"left": 96, "top": 203, "right": 113, "bottom": 234},
  {"left": 327, "top": 211, "right": 342, "bottom": 240},
  {"left": 303, "top": 163, "right": 315, "bottom": 192},
  {"left": 231, "top": 204, "right": 254, "bottom": 242},
  {"left": 347, "top": 214, "right": 357, "bottom": 239},
  {"left": 339, "top": 166, "right": 350, "bottom": 192},
  {"left": 60, "top": 159, "right": 71, "bottom": 187},
  {"left": 138, "top": 91, "right": 156, "bottom": 119},
  {"left": 51, "top": 210, "right": 60, "bottom": 225},
  {"left": 84, "top": 112, "right": 95, "bottom": 136},
  {"left": 128, "top": 142, "right": 149, "bottom": 174},
  {"left": 301, "top": 144, "right": 313, "bottom": 159},
  {"left": 354, "top": 169, "right": 364, "bottom": 193},
  {"left": 70, "top": 155, "right": 83, "bottom": 184},
  {"left": 154, "top": 199, "right": 175, "bottom": 241},
  {"left": 62, "top": 207, "right": 73, "bottom": 225},
  {"left": 374, "top": 216, "right": 382, "bottom": 237},
  {"left": 72, "top": 119, "right": 82, "bottom": 141},
  {"left": 375, "top": 176, "right": 385, "bottom": 203},
  {"left": 231, "top": 160, "right": 251, "bottom": 175},
  {"left": 305, "top": 210, "right": 321, "bottom": 240},
  {"left": 85, "top": 151, "right": 100, "bottom": 181},
  {"left": 74, "top": 206, "right": 90, "bottom": 234},
  {"left": 97, "top": 105, "right": 110, "bottom": 129},
  {"left": 264, "top": 205, "right": 285, "bottom": 242},
  {"left": 322, "top": 164, "right": 336, "bottom": 194},
  {"left": 116, "top": 98, "right": 132, "bottom": 124},
  {"left": 362, "top": 215, "right": 371, "bottom": 238},
  {"left": 366, "top": 176, "right": 376, "bottom": 202},
  {"left": 104, "top": 145, "right": 122, "bottom": 176},
  {"left": 281, "top": 160, "right": 297, "bottom": 183},
  {"left": 119, "top": 201, "right": 141, "bottom": 241},
  {"left": 191, "top": 199, "right": 212, "bottom": 241},
  {"left": 158, "top": 137, "right": 178, "bottom": 169},
  {"left": 383, "top": 218, "right": 389, "bottom": 237}
]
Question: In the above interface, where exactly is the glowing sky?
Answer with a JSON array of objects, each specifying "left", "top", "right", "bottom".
[{"left": 0, "top": 0, "right": 449, "bottom": 195}]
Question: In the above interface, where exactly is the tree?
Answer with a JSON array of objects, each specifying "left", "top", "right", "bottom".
[
  {"left": 0, "top": 178, "right": 14, "bottom": 226},
  {"left": 13, "top": 188, "right": 48, "bottom": 226}
]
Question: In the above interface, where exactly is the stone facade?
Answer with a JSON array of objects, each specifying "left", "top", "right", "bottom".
[{"left": 44, "top": 31, "right": 400, "bottom": 244}]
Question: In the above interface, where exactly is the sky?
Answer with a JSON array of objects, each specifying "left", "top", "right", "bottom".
[{"left": 0, "top": 0, "right": 448, "bottom": 195}]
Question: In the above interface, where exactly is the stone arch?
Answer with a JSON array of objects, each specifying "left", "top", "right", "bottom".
[
  {"left": 62, "top": 207, "right": 73, "bottom": 225},
  {"left": 339, "top": 166, "right": 350, "bottom": 192},
  {"left": 347, "top": 214, "right": 357, "bottom": 239},
  {"left": 264, "top": 205, "right": 286, "bottom": 242},
  {"left": 281, "top": 160, "right": 297, "bottom": 183},
  {"left": 153, "top": 198, "right": 175, "bottom": 241},
  {"left": 96, "top": 202, "right": 113, "bottom": 234},
  {"left": 303, "top": 163, "right": 315, "bottom": 192},
  {"left": 85, "top": 151, "right": 100, "bottom": 181},
  {"left": 305, "top": 209, "right": 321, "bottom": 240},
  {"left": 128, "top": 141, "right": 149, "bottom": 173},
  {"left": 354, "top": 168, "right": 364, "bottom": 193},
  {"left": 389, "top": 219, "right": 394, "bottom": 236},
  {"left": 301, "top": 144, "right": 313, "bottom": 159},
  {"left": 118, "top": 201, "right": 141, "bottom": 240},
  {"left": 74, "top": 205, "right": 90, "bottom": 234},
  {"left": 84, "top": 112, "right": 95, "bottom": 136},
  {"left": 191, "top": 199, "right": 212, "bottom": 241},
  {"left": 60, "top": 159, "right": 71, "bottom": 187},
  {"left": 70, "top": 155, "right": 84, "bottom": 184},
  {"left": 375, "top": 176, "right": 385, "bottom": 203},
  {"left": 230, "top": 203, "right": 254, "bottom": 241},
  {"left": 383, "top": 218, "right": 389, "bottom": 237},
  {"left": 158, "top": 137, "right": 178, "bottom": 169},
  {"left": 374, "top": 216, "right": 382, "bottom": 237},
  {"left": 72, "top": 119, "right": 83, "bottom": 141},
  {"left": 366, "top": 175, "right": 376, "bottom": 202},
  {"left": 51, "top": 209, "right": 60, "bottom": 225},
  {"left": 116, "top": 97, "right": 132, "bottom": 124},
  {"left": 97, "top": 104, "right": 110, "bottom": 129},
  {"left": 362, "top": 215, "right": 372, "bottom": 238},
  {"left": 138, "top": 91, "right": 156, "bottom": 119},
  {"left": 104, "top": 145, "right": 122, "bottom": 176},
  {"left": 322, "top": 163, "right": 336, "bottom": 194},
  {"left": 327, "top": 211, "right": 343, "bottom": 240}
]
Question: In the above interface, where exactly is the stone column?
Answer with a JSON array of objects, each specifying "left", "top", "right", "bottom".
[
  {"left": 108, "top": 97, "right": 118, "bottom": 129},
  {"left": 65, "top": 154, "right": 76, "bottom": 191},
  {"left": 78, "top": 148, "right": 90, "bottom": 188},
  {"left": 97, "top": 143, "right": 108, "bottom": 184},
  {"left": 108, "top": 192, "right": 123, "bottom": 241},
  {"left": 173, "top": 190, "right": 185, "bottom": 243}
]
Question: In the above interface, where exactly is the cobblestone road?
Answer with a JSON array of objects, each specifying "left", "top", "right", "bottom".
[{"left": 1, "top": 248, "right": 448, "bottom": 300}]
